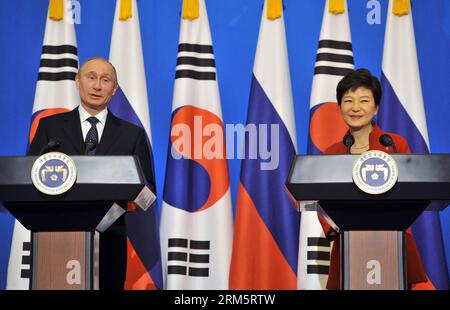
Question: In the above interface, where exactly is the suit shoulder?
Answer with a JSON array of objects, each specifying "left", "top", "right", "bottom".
[{"left": 38, "top": 110, "right": 73, "bottom": 124}]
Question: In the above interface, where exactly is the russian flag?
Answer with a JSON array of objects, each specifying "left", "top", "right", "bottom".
[
  {"left": 108, "top": 0, "right": 162, "bottom": 290},
  {"left": 378, "top": 0, "right": 449, "bottom": 290},
  {"left": 229, "top": 0, "right": 300, "bottom": 290},
  {"left": 5, "top": 0, "right": 80, "bottom": 290},
  {"left": 160, "top": 0, "right": 233, "bottom": 289},
  {"left": 300, "top": 0, "right": 354, "bottom": 289}
]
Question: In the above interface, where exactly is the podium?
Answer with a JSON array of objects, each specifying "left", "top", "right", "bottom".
[
  {"left": 286, "top": 154, "right": 450, "bottom": 290},
  {"left": 0, "top": 156, "right": 154, "bottom": 290}
]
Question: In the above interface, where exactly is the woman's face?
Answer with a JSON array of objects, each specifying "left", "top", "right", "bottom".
[{"left": 340, "top": 87, "right": 379, "bottom": 130}]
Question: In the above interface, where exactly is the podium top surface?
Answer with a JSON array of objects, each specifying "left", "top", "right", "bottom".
[
  {"left": 286, "top": 154, "right": 450, "bottom": 201},
  {"left": 0, "top": 156, "right": 146, "bottom": 202}
]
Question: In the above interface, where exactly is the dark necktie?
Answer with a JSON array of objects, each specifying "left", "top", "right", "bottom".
[{"left": 85, "top": 117, "right": 99, "bottom": 155}]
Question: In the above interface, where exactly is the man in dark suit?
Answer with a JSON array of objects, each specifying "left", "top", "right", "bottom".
[{"left": 28, "top": 57, "right": 155, "bottom": 289}]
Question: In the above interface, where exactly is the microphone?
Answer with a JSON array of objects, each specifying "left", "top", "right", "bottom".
[
  {"left": 85, "top": 138, "right": 97, "bottom": 155},
  {"left": 343, "top": 132, "right": 355, "bottom": 154},
  {"left": 379, "top": 134, "right": 398, "bottom": 153},
  {"left": 38, "top": 139, "right": 61, "bottom": 156}
]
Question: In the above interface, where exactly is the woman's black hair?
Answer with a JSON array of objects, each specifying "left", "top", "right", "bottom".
[{"left": 336, "top": 68, "right": 382, "bottom": 106}]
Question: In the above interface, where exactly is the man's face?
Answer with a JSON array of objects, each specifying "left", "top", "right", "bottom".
[{"left": 76, "top": 59, "right": 118, "bottom": 113}]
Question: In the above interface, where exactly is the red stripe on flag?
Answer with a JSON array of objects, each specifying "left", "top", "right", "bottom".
[
  {"left": 124, "top": 238, "right": 157, "bottom": 290},
  {"left": 411, "top": 275, "right": 436, "bottom": 290},
  {"left": 230, "top": 182, "right": 297, "bottom": 289}
]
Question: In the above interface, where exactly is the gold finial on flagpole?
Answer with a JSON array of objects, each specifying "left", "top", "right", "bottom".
[
  {"left": 49, "top": 0, "right": 64, "bottom": 21},
  {"left": 182, "top": 0, "right": 199, "bottom": 20},
  {"left": 329, "top": 0, "right": 345, "bottom": 15},
  {"left": 119, "top": 0, "right": 132, "bottom": 21},
  {"left": 393, "top": 0, "right": 410, "bottom": 16},
  {"left": 267, "top": 0, "right": 282, "bottom": 20}
]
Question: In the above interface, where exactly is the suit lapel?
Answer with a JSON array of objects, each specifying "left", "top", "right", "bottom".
[
  {"left": 96, "top": 110, "right": 122, "bottom": 155},
  {"left": 62, "top": 108, "right": 85, "bottom": 154}
]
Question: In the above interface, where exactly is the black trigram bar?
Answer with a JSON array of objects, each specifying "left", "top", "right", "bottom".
[
  {"left": 20, "top": 269, "right": 31, "bottom": 279},
  {"left": 190, "top": 240, "right": 210, "bottom": 250},
  {"left": 177, "top": 56, "right": 215, "bottom": 67},
  {"left": 307, "top": 265, "right": 330, "bottom": 275},
  {"left": 188, "top": 267, "right": 209, "bottom": 277},
  {"left": 307, "top": 251, "right": 330, "bottom": 261},
  {"left": 168, "top": 265, "right": 187, "bottom": 275},
  {"left": 37, "top": 72, "right": 77, "bottom": 81},
  {"left": 175, "top": 70, "right": 216, "bottom": 81},
  {"left": 189, "top": 254, "right": 210, "bottom": 263},
  {"left": 318, "top": 40, "right": 352, "bottom": 51},
  {"left": 314, "top": 66, "right": 354, "bottom": 77},
  {"left": 168, "top": 238, "right": 188, "bottom": 248},
  {"left": 42, "top": 45, "right": 78, "bottom": 55},
  {"left": 40, "top": 58, "right": 78, "bottom": 69},
  {"left": 178, "top": 43, "right": 214, "bottom": 54},
  {"left": 21, "top": 255, "right": 31, "bottom": 265},
  {"left": 22, "top": 242, "right": 31, "bottom": 251},
  {"left": 315, "top": 53, "right": 354, "bottom": 64},
  {"left": 168, "top": 252, "right": 188, "bottom": 262},
  {"left": 307, "top": 237, "right": 331, "bottom": 247}
]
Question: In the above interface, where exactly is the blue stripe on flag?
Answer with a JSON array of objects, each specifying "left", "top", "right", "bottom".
[
  {"left": 240, "top": 76, "right": 299, "bottom": 272},
  {"left": 379, "top": 73, "right": 428, "bottom": 154},
  {"left": 108, "top": 86, "right": 163, "bottom": 289},
  {"left": 379, "top": 73, "right": 450, "bottom": 290},
  {"left": 109, "top": 87, "right": 145, "bottom": 131}
]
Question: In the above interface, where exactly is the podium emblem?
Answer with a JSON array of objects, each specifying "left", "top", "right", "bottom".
[
  {"left": 31, "top": 152, "right": 77, "bottom": 195},
  {"left": 352, "top": 150, "right": 398, "bottom": 195}
]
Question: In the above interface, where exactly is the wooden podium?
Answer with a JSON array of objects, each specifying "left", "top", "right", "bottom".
[
  {"left": 286, "top": 154, "right": 450, "bottom": 290},
  {"left": 0, "top": 156, "right": 154, "bottom": 290}
]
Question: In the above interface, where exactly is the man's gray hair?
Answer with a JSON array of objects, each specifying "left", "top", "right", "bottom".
[{"left": 78, "top": 57, "right": 118, "bottom": 84}]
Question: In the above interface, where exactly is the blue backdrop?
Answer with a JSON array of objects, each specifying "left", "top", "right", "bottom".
[{"left": 0, "top": 0, "right": 449, "bottom": 288}]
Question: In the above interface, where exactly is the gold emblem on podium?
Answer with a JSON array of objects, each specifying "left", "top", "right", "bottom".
[
  {"left": 31, "top": 152, "right": 77, "bottom": 195},
  {"left": 352, "top": 150, "right": 398, "bottom": 195}
]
